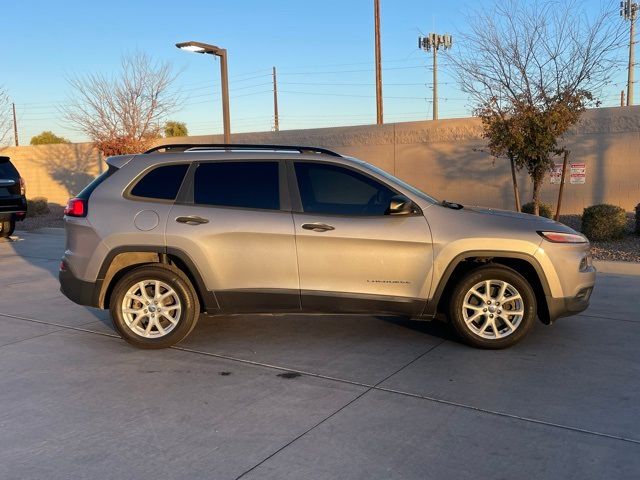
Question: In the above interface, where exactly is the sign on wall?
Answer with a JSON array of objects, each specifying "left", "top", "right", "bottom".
[
  {"left": 550, "top": 163, "right": 563, "bottom": 184},
  {"left": 569, "top": 162, "right": 586, "bottom": 184},
  {"left": 550, "top": 162, "right": 587, "bottom": 184}
]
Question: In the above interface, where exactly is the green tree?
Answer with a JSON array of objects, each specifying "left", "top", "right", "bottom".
[
  {"left": 164, "top": 121, "right": 188, "bottom": 137},
  {"left": 30, "top": 131, "right": 70, "bottom": 145},
  {"left": 450, "top": 0, "right": 621, "bottom": 215},
  {"left": 476, "top": 92, "right": 590, "bottom": 214}
]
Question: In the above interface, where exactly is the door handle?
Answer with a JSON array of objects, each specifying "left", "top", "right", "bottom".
[
  {"left": 176, "top": 215, "right": 209, "bottom": 225},
  {"left": 301, "top": 222, "right": 335, "bottom": 232}
]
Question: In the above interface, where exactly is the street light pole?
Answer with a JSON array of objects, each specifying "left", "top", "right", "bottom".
[
  {"left": 176, "top": 41, "right": 231, "bottom": 143},
  {"left": 218, "top": 49, "right": 231, "bottom": 143}
]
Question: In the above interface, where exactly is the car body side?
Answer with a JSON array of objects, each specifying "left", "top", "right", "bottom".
[{"left": 60, "top": 151, "right": 595, "bottom": 323}]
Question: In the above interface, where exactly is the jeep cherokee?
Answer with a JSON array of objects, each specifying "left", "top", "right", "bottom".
[{"left": 59, "top": 144, "right": 596, "bottom": 349}]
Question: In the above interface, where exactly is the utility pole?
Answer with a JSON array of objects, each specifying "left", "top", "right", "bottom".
[
  {"left": 621, "top": 1, "right": 638, "bottom": 106},
  {"left": 272, "top": 66, "right": 279, "bottom": 132},
  {"left": 621, "top": 90, "right": 626, "bottom": 106},
  {"left": 419, "top": 33, "right": 453, "bottom": 120},
  {"left": 374, "top": 0, "right": 383, "bottom": 124},
  {"left": 11, "top": 103, "right": 18, "bottom": 146}
]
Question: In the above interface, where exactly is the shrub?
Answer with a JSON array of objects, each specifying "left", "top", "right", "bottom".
[
  {"left": 581, "top": 204, "right": 627, "bottom": 241},
  {"left": 27, "top": 197, "right": 50, "bottom": 217},
  {"left": 521, "top": 202, "right": 553, "bottom": 218},
  {"left": 636, "top": 203, "right": 640, "bottom": 235}
]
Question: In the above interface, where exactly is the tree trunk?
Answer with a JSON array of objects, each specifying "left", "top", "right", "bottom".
[{"left": 532, "top": 178, "right": 542, "bottom": 216}]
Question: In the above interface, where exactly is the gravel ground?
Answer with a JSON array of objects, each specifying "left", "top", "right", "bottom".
[
  {"left": 14, "top": 204, "right": 640, "bottom": 262},
  {"left": 560, "top": 213, "right": 640, "bottom": 263},
  {"left": 15, "top": 204, "right": 65, "bottom": 231}
]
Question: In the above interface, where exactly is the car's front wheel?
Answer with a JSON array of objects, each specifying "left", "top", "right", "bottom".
[
  {"left": 110, "top": 265, "right": 200, "bottom": 349},
  {"left": 448, "top": 265, "right": 537, "bottom": 349},
  {"left": 0, "top": 219, "right": 15, "bottom": 238}
]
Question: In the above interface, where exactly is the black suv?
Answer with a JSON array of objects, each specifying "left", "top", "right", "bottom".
[{"left": 0, "top": 156, "right": 27, "bottom": 237}]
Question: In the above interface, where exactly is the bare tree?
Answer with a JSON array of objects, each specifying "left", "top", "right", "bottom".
[
  {"left": 0, "top": 88, "right": 12, "bottom": 147},
  {"left": 449, "top": 0, "right": 623, "bottom": 215},
  {"left": 63, "top": 53, "right": 179, "bottom": 156}
]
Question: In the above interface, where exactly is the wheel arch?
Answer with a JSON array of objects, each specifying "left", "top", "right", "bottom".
[
  {"left": 95, "top": 246, "right": 218, "bottom": 313},
  {"left": 429, "top": 251, "right": 552, "bottom": 324}
]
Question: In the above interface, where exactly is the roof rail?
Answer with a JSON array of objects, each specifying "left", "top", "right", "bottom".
[{"left": 144, "top": 143, "right": 342, "bottom": 157}]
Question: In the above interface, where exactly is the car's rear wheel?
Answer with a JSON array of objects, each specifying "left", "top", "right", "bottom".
[
  {"left": 110, "top": 265, "right": 200, "bottom": 349},
  {"left": 0, "top": 219, "right": 15, "bottom": 238},
  {"left": 448, "top": 265, "right": 536, "bottom": 349}
]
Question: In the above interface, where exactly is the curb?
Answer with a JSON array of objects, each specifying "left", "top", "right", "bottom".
[{"left": 593, "top": 260, "right": 640, "bottom": 276}]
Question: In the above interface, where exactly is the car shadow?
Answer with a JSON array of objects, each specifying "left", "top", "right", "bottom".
[{"left": 0, "top": 231, "right": 107, "bottom": 328}]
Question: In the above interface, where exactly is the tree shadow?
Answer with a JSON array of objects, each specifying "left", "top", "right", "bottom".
[{"left": 33, "top": 143, "right": 101, "bottom": 196}]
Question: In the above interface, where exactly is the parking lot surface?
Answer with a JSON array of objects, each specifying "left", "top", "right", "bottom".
[{"left": 1, "top": 230, "right": 639, "bottom": 479}]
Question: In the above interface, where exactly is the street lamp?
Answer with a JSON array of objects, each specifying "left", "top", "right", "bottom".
[{"left": 176, "top": 41, "right": 231, "bottom": 143}]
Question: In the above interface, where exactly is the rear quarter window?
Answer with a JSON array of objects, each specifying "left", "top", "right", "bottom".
[
  {"left": 130, "top": 164, "right": 189, "bottom": 201},
  {"left": 77, "top": 165, "right": 118, "bottom": 200},
  {"left": 0, "top": 158, "right": 19, "bottom": 179}
]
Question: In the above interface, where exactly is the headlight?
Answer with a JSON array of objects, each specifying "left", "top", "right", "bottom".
[{"left": 538, "top": 231, "right": 587, "bottom": 243}]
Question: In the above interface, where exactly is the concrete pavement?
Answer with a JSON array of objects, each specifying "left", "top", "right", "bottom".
[{"left": 0, "top": 230, "right": 638, "bottom": 479}]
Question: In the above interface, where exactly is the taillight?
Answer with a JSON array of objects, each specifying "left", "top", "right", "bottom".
[
  {"left": 538, "top": 231, "right": 587, "bottom": 243},
  {"left": 64, "top": 198, "right": 87, "bottom": 217},
  {"left": 19, "top": 177, "right": 26, "bottom": 196}
]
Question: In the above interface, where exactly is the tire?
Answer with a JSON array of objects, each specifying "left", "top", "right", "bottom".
[
  {"left": 109, "top": 264, "right": 200, "bottom": 349},
  {"left": 448, "top": 264, "right": 537, "bottom": 349},
  {"left": 0, "top": 219, "right": 15, "bottom": 238}
]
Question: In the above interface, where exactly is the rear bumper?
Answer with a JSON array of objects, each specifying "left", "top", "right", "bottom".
[
  {"left": 0, "top": 197, "right": 27, "bottom": 221},
  {"left": 59, "top": 265, "right": 99, "bottom": 308}
]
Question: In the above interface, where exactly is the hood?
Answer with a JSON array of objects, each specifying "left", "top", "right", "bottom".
[
  {"left": 462, "top": 204, "right": 579, "bottom": 233},
  {"left": 464, "top": 205, "right": 555, "bottom": 222}
]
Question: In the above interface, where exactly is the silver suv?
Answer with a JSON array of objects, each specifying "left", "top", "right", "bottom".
[{"left": 59, "top": 144, "right": 596, "bottom": 349}]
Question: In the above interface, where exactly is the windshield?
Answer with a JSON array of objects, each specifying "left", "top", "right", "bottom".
[{"left": 358, "top": 161, "right": 438, "bottom": 204}]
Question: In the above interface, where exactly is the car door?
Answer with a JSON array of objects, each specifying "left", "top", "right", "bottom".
[
  {"left": 166, "top": 159, "right": 300, "bottom": 313},
  {"left": 290, "top": 160, "right": 433, "bottom": 315}
]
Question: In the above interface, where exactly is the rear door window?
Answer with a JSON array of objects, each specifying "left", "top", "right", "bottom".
[
  {"left": 193, "top": 161, "right": 280, "bottom": 210},
  {"left": 130, "top": 164, "right": 189, "bottom": 201}
]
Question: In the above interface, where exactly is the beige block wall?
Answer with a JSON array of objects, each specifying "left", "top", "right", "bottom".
[
  {"left": 0, "top": 143, "right": 103, "bottom": 206},
  {"left": 2, "top": 106, "right": 639, "bottom": 213}
]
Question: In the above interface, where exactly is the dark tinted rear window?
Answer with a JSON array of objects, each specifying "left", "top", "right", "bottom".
[
  {"left": 131, "top": 164, "right": 189, "bottom": 200},
  {"left": 194, "top": 162, "right": 280, "bottom": 210},
  {"left": 77, "top": 165, "right": 117, "bottom": 200},
  {"left": 0, "top": 158, "right": 19, "bottom": 178}
]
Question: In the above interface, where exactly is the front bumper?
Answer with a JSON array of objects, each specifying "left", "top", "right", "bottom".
[{"left": 546, "top": 285, "right": 594, "bottom": 322}]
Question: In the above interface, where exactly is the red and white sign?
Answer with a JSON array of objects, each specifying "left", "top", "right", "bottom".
[
  {"left": 550, "top": 162, "right": 587, "bottom": 184},
  {"left": 570, "top": 162, "right": 586, "bottom": 184},
  {"left": 550, "top": 163, "right": 563, "bottom": 184}
]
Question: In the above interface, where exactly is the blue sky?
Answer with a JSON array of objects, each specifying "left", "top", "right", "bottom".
[{"left": 1, "top": 0, "right": 631, "bottom": 142}]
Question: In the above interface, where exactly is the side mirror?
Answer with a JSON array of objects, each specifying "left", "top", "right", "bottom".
[{"left": 387, "top": 195, "right": 415, "bottom": 215}]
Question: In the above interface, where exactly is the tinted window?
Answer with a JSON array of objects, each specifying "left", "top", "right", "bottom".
[
  {"left": 294, "top": 162, "right": 396, "bottom": 215},
  {"left": 0, "top": 158, "right": 19, "bottom": 179},
  {"left": 194, "top": 162, "right": 280, "bottom": 210},
  {"left": 131, "top": 164, "right": 189, "bottom": 200},
  {"left": 77, "top": 165, "right": 117, "bottom": 200}
]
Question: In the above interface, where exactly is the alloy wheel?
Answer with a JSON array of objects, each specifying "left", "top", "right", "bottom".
[
  {"left": 461, "top": 279, "right": 525, "bottom": 339},
  {"left": 121, "top": 280, "right": 182, "bottom": 338}
]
